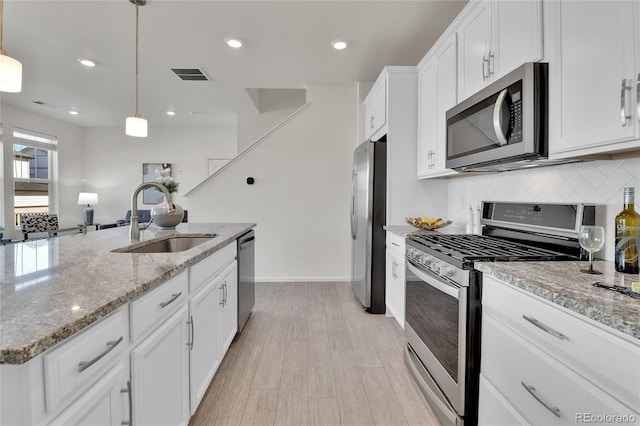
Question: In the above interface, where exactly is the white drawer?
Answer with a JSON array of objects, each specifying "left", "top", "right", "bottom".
[
  {"left": 482, "top": 314, "right": 639, "bottom": 425},
  {"left": 386, "top": 232, "right": 405, "bottom": 256},
  {"left": 130, "top": 270, "right": 188, "bottom": 342},
  {"left": 190, "top": 242, "right": 236, "bottom": 294},
  {"left": 478, "top": 374, "right": 529, "bottom": 426},
  {"left": 44, "top": 307, "right": 128, "bottom": 413},
  {"left": 483, "top": 275, "right": 640, "bottom": 411}
]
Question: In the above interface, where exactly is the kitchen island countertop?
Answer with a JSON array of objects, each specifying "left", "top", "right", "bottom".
[
  {"left": 1, "top": 223, "right": 255, "bottom": 364},
  {"left": 475, "top": 260, "right": 640, "bottom": 340}
]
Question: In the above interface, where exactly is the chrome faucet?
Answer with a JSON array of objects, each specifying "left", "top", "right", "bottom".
[{"left": 129, "top": 182, "right": 175, "bottom": 242}]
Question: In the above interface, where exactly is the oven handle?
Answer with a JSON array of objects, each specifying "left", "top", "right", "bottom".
[{"left": 407, "top": 261, "right": 460, "bottom": 299}]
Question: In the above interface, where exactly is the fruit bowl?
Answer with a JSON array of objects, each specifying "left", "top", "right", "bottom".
[{"left": 406, "top": 217, "right": 452, "bottom": 231}]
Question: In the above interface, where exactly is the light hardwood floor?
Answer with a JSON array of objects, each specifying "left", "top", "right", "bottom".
[{"left": 190, "top": 282, "right": 440, "bottom": 426}]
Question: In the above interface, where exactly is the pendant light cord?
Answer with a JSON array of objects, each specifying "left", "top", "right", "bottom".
[
  {"left": 0, "top": 0, "right": 6, "bottom": 55},
  {"left": 134, "top": 2, "right": 139, "bottom": 117}
]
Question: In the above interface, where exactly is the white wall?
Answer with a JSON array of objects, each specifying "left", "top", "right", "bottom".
[
  {"left": 81, "top": 126, "right": 237, "bottom": 225},
  {"left": 188, "top": 85, "right": 357, "bottom": 281},
  {"left": 447, "top": 157, "right": 640, "bottom": 261},
  {"left": 0, "top": 104, "right": 84, "bottom": 238}
]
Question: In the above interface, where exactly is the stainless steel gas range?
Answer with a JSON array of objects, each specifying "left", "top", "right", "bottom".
[{"left": 404, "top": 202, "right": 595, "bottom": 426}]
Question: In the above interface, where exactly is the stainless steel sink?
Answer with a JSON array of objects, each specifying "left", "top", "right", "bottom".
[{"left": 114, "top": 235, "right": 215, "bottom": 253}]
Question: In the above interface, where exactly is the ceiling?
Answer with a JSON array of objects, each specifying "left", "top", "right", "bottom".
[{"left": 1, "top": 0, "right": 467, "bottom": 129}]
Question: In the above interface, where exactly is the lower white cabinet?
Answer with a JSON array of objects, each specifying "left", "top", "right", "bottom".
[
  {"left": 479, "top": 275, "right": 640, "bottom": 425},
  {"left": 131, "top": 304, "right": 190, "bottom": 426},
  {"left": 188, "top": 271, "right": 221, "bottom": 414},
  {"left": 49, "top": 362, "right": 130, "bottom": 426},
  {"left": 385, "top": 232, "right": 405, "bottom": 328},
  {"left": 217, "top": 261, "right": 238, "bottom": 359}
]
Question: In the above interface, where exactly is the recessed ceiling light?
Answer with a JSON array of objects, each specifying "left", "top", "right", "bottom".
[
  {"left": 78, "top": 58, "right": 96, "bottom": 67},
  {"left": 69, "top": 110, "right": 79, "bottom": 115},
  {"left": 166, "top": 111, "right": 176, "bottom": 116},
  {"left": 331, "top": 40, "right": 348, "bottom": 50},
  {"left": 225, "top": 38, "right": 243, "bottom": 48}
]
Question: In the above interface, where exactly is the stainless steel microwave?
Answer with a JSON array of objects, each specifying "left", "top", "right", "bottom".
[{"left": 445, "top": 62, "right": 549, "bottom": 172}]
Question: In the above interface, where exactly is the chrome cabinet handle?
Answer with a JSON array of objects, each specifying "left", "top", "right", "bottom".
[
  {"left": 120, "top": 380, "right": 132, "bottom": 426},
  {"left": 78, "top": 336, "right": 124, "bottom": 372},
  {"left": 370, "top": 116, "right": 375, "bottom": 129},
  {"left": 482, "top": 56, "right": 488, "bottom": 80},
  {"left": 637, "top": 73, "right": 640, "bottom": 123},
  {"left": 159, "top": 292, "right": 182, "bottom": 308},
  {"left": 493, "top": 89, "right": 510, "bottom": 146},
  {"left": 223, "top": 281, "right": 228, "bottom": 304},
  {"left": 522, "top": 315, "right": 569, "bottom": 341},
  {"left": 521, "top": 382, "right": 561, "bottom": 418},
  {"left": 621, "top": 78, "right": 632, "bottom": 126},
  {"left": 391, "top": 242, "right": 400, "bottom": 247},
  {"left": 219, "top": 284, "right": 225, "bottom": 306},
  {"left": 488, "top": 51, "right": 495, "bottom": 77},
  {"left": 187, "top": 316, "right": 194, "bottom": 350}
]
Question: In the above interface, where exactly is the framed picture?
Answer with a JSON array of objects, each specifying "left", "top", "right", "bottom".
[{"left": 142, "top": 163, "right": 170, "bottom": 204}]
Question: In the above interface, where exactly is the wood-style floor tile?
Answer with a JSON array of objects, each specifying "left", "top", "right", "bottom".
[{"left": 189, "top": 282, "right": 439, "bottom": 426}]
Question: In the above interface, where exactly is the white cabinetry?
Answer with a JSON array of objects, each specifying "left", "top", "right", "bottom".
[
  {"left": 479, "top": 275, "right": 640, "bottom": 425},
  {"left": 217, "top": 261, "right": 238, "bottom": 359},
  {"left": 417, "top": 32, "right": 458, "bottom": 178},
  {"left": 49, "top": 363, "right": 130, "bottom": 426},
  {"left": 131, "top": 304, "right": 190, "bottom": 426},
  {"left": 385, "top": 232, "right": 405, "bottom": 328},
  {"left": 457, "top": 0, "right": 542, "bottom": 101},
  {"left": 364, "top": 77, "right": 387, "bottom": 141},
  {"left": 548, "top": 1, "right": 640, "bottom": 158}
]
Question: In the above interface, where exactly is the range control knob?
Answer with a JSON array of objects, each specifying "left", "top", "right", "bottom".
[{"left": 441, "top": 265, "right": 455, "bottom": 278}]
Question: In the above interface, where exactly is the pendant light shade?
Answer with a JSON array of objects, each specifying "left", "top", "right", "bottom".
[
  {"left": 126, "top": 0, "right": 147, "bottom": 137},
  {"left": 0, "top": 0, "right": 22, "bottom": 92},
  {"left": 126, "top": 114, "right": 148, "bottom": 137}
]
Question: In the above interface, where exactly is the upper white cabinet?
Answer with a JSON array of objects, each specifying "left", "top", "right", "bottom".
[
  {"left": 548, "top": 1, "right": 640, "bottom": 158},
  {"left": 364, "top": 77, "right": 388, "bottom": 141},
  {"left": 457, "top": 0, "right": 543, "bottom": 101},
  {"left": 417, "top": 32, "right": 458, "bottom": 178}
]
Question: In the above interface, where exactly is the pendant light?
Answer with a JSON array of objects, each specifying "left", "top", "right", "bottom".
[
  {"left": 125, "top": 0, "right": 147, "bottom": 137},
  {"left": 0, "top": 0, "right": 22, "bottom": 93}
]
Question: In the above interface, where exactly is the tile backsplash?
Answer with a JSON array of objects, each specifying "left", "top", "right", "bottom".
[{"left": 447, "top": 157, "right": 640, "bottom": 262}]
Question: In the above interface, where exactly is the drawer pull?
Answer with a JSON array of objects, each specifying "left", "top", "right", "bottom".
[
  {"left": 159, "top": 292, "right": 182, "bottom": 308},
  {"left": 120, "top": 380, "right": 132, "bottom": 426},
  {"left": 78, "top": 336, "right": 124, "bottom": 372},
  {"left": 522, "top": 315, "right": 569, "bottom": 341},
  {"left": 521, "top": 381, "right": 561, "bottom": 418},
  {"left": 392, "top": 242, "right": 400, "bottom": 247},
  {"left": 187, "top": 316, "right": 195, "bottom": 350}
]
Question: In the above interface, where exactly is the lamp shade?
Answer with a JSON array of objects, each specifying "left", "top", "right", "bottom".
[
  {"left": 77, "top": 192, "right": 99, "bottom": 206},
  {"left": 0, "top": 53, "right": 22, "bottom": 93},
  {"left": 126, "top": 115, "right": 147, "bottom": 137}
]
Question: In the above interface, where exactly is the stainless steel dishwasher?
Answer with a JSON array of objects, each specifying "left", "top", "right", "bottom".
[{"left": 237, "top": 230, "right": 255, "bottom": 333}]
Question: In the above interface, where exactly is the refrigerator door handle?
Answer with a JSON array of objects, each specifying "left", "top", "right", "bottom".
[{"left": 351, "top": 171, "right": 358, "bottom": 239}]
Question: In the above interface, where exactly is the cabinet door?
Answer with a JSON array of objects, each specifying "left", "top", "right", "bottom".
[
  {"left": 364, "top": 78, "right": 387, "bottom": 140},
  {"left": 417, "top": 60, "right": 438, "bottom": 177},
  {"left": 189, "top": 279, "right": 220, "bottom": 414},
  {"left": 218, "top": 261, "right": 238, "bottom": 359},
  {"left": 493, "top": 0, "right": 542, "bottom": 79},
  {"left": 434, "top": 37, "right": 458, "bottom": 176},
  {"left": 457, "top": 0, "right": 492, "bottom": 100},
  {"left": 49, "top": 363, "right": 129, "bottom": 426},
  {"left": 385, "top": 249, "right": 405, "bottom": 329},
  {"left": 551, "top": 1, "right": 639, "bottom": 155},
  {"left": 131, "top": 305, "right": 190, "bottom": 426}
]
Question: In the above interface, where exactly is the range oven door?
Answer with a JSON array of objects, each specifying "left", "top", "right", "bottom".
[{"left": 404, "top": 259, "right": 468, "bottom": 423}]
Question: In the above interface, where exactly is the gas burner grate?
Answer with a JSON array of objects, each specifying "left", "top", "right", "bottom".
[{"left": 409, "top": 234, "right": 573, "bottom": 262}]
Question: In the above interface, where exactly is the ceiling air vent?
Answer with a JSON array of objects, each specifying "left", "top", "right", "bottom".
[{"left": 171, "top": 68, "right": 210, "bottom": 81}]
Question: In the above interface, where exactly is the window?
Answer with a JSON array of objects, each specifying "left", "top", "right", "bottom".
[{"left": 13, "top": 129, "right": 57, "bottom": 226}]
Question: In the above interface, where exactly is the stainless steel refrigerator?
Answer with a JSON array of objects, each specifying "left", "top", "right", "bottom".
[{"left": 350, "top": 139, "right": 386, "bottom": 313}]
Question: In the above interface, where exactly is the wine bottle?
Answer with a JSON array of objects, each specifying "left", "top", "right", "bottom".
[{"left": 615, "top": 187, "right": 639, "bottom": 274}]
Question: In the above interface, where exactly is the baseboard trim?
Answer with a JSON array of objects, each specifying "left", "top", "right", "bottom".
[{"left": 256, "top": 277, "right": 351, "bottom": 283}]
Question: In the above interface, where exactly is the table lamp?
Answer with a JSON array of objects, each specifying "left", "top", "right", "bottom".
[{"left": 77, "top": 192, "right": 99, "bottom": 225}]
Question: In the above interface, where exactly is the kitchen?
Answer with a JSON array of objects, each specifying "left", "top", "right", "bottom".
[{"left": 1, "top": 0, "right": 639, "bottom": 425}]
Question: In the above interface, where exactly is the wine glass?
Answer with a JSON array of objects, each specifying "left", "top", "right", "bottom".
[{"left": 578, "top": 225, "right": 605, "bottom": 274}]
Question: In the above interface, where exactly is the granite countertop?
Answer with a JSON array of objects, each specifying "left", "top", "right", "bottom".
[
  {"left": 475, "top": 260, "right": 640, "bottom": 340},
  {"left": 1, "top": 222, "right": 255, "bottom": 364}
]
